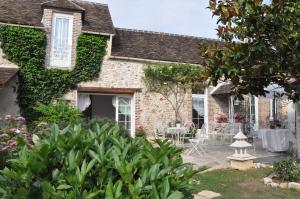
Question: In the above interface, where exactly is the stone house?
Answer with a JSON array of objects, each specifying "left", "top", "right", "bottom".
[{"left": 0, "top": 0, "right": 295, "bottom": 139}]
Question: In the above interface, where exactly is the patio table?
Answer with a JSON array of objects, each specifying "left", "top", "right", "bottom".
[
  {"left": 166, "top": 127, "right": 188, "bottom": 145},
  {"left": 258, "top": 129, "right": 295, "bottom": 152}
]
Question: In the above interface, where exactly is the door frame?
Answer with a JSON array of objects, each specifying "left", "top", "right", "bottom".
[
  {"left": 192, "top": 88, "right": 208, "bottom": 133},
  {"left": 76, "top": 92, "right": 135, "bottom": 136}
]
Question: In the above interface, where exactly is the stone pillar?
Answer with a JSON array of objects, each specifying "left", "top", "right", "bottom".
[{"left": 296, "top": 103, "right": 300, "bottom": 157}]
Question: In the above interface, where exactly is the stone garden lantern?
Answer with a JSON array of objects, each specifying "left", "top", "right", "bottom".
[{"left": 227, "top": 128, "right": 256, "bottom": 170}]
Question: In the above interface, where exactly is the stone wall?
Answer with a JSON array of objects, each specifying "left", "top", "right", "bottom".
[
  {"left": 73, "top": 59, "right": 192, "bottom": 136},
  {"left": 207, "top": 87, "right": 229, "bottom": 131},
  {"left": 296, "top": 103, "right": 300, "bottom": 157},
  {"left": 258, "top": 98, "right": 270, "bottom": 128},
  {"left": 258, "top": 97, "right": 289, "bottom": 128},
  {"left": 0, "top": 76, "right": 20, "bottom": 117},
  {"left": 0, "top": 46, "right": 20, "bottom": 117}
]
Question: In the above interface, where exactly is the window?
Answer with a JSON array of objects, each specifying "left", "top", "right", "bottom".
[
  {"left": 248, "top": 96, "right": 256, "bottom": 124},
  {"left": 50, "top": 13, "right": 73, "bottom": 68},
  {"left": 192, "top": 88, "right": 207, "bottom": 130},
  {"left": 192, "top": 95, "right": 205, "bottom": 129},
  {"left": 116, "top": 96, "right": 132, "bottom": 132}
]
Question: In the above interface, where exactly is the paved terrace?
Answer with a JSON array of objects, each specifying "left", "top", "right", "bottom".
[{"left": 181, "top": 139, "right": 286, "bottom": 169}]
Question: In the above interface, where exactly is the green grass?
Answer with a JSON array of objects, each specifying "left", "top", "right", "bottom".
[{"left": 194, "top": 168, "right": 300, "bottom": 199}]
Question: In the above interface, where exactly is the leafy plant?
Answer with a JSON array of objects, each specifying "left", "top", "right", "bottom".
[
  {"left": 273, "top": 156, "right": 300, "bottom": 181},
  {"left": 34, "top": 101, "right": 82, "bottom": 128},
  {"left": 0, "top": 25, "right": 107, "bottom": 123},
  {"left": 0, "top": 122, "right": 199, "bottom": 198}
]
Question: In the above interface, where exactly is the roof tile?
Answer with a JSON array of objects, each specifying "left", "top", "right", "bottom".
[
  {"left": 0, "top": 0, "right": 115, "bottom": 35},
  {"left": 111, "top": 28, "right": 218, "bottom": 64}
]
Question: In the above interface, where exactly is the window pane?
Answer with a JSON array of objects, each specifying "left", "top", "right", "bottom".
[
  {"left": 117, "top": 96, "right": 131, "bottom": 132},
  {"left": 192, "top": 95, "right": 205, "bottom": 129},
  {"left": 119, "top": 97, "right": 130, "bottom": 106},
  {"left": 118, "top": 113, "right": 125, "bottom": 121},
  {"left": 54, "top": 17, "right": 69, "bottom": 60}
]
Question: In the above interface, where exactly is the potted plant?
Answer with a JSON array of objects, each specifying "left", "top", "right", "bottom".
[{"left": 175, "top": 120, "right": 181, "bottom": 128}]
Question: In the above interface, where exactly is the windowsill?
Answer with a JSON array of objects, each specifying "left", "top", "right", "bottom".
[{"left": 47, "top": 65, "right": 73, "bottom": 70}]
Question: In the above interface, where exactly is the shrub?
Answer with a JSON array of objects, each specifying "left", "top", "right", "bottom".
[
  {"left": 85, "top": 117, "right": 119, "bottom": 129},
  {"left": 0, "top": 122, "right": 198, "bottom": 198},
  {"left": 34, "top": 101, "right": 82, "bottom": 128},
  {"left": 273, "top": 156, "right": 300, "bottom": 181}
]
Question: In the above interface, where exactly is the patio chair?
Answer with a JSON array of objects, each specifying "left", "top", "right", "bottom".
[
  {"left": 187, "top": 131, "right": 207, "bottom": 156},
  {"left": 154, "top": 122, "right": 166, "bottom": 140},
  {"left": 180, "top": 122, "right": 196, "bottom": 142}
]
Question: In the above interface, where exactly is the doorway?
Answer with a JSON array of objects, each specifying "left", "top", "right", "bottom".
[{"left": 78, "top": 93, "right": 133, "bottom": 133}]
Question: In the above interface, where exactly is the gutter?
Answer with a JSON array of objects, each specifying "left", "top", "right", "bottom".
[
  {"left": 0, "top": 22, "right": 44, "bottom": 30},
  {"left": 109, "top": 55, "right": 201, "bottom": 66}
]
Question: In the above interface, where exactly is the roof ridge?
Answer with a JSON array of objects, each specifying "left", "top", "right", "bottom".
[
  {"left": 42, "top": 0, "right": 85, "bottom": 11},
  {"left": 74, "top": 0, "right": 109, "bottom": 7},
  {"left": 115, "top": 27, "right": 220, "bottom": 42}
]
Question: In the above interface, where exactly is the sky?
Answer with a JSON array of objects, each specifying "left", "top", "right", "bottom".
[{"left": 86, "top": 0, "right": 218, "bottom": 39}]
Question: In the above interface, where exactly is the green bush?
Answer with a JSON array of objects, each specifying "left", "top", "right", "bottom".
[
  {"left": 34, "top": 101, "right": 82, "bottom": 128},
  {"left": 0, "top": 122, "right": 198, "bottom": 198},
  {"left": 273, "top": 156, "right": 300, "bottom": 181},
  {"left": 85, "top": 117, "right": 120, "bottom": 130}
]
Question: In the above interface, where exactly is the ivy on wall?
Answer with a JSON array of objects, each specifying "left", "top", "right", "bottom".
[{"left": 0, "top": 25, "right": 107, "bottom": 122}]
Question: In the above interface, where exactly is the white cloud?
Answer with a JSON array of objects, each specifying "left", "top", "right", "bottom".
[{"left": 86, "top": 0, "right": 218, "bottom": 38}]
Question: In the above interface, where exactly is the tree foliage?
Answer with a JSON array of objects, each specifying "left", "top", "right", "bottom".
[
  {"left": 144, "top": 64, "right": 205, "bottom": 121},
  {"left": 200, "top": 0, "right": 300, "bottom": 101}
]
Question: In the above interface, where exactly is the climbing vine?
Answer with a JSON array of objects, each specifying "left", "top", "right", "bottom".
[{"left": 0, "top": 25, "right": 107, "bottom": 122}]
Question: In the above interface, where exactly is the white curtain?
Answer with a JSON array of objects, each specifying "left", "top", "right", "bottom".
[
  {"left": 54, "top": 17, "right": 69, "bottom": 60},
  {"left": 78, "top": 94, "right": 91, "bottom": 112}
]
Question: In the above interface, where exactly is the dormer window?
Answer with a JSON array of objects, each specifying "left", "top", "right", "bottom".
[{"left": 50, "top": 13, "right": 73, "bottom": 68}]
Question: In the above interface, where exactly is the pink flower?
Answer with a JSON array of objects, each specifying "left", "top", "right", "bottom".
[
  {"left": 16, "top": 116, "right": 25, "bottom": 121},
  {"left": 10, "top": 128, "right": 17, "bottom": 133},
  {"left": 4, "top": 115, "right": 12, "bottom": 120}
]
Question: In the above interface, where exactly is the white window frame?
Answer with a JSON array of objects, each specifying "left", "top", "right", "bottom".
[
  {"left": 249, "top": 96, "right": 259, "bottom": 130},
  {"left": 270, "top": 98, "right": 277, "bottom": 121},
  {"left": 76, "top": 93, "right": 134, "bottom": 136},
  {"left": 192, "top": 88, "right": 208, "bottom": 132},
  {"left": 115, "top": 95, "right": 133, "bottom": 134},
  {"left": 50, "top": 13, "right": 73, "bottom": 68}
]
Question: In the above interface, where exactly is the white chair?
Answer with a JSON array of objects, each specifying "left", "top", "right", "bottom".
[
  {"left": 154, "top": 122, "right": 166, "bottom": 140},
  {"left": 180, "top": 123, "right": 196, "bottom": 142},
  {"left": 187, "top": 131, "right": 207, "bottom": 155}
]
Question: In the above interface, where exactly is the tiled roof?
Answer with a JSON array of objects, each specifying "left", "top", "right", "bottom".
[
  {"left": 0, "top": 0, "right": 115, "bottom": 35},
  {"left": 0, "top": 68, "right": 18, "bottom": 90},
  {"left": 111, "top": 28, "right": 219, "bottom": 64},
  {"left": 42, "top": 0, "right": 85, "bottom": 12},
  {"left": 210, "top": 83, "right": 232, "bottom": 95}
]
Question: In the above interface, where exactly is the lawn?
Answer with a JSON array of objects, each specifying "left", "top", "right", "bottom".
[{"left": 194, "top": 168, "right": 300, "bottom": 199}]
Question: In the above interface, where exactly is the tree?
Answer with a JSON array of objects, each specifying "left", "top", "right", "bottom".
[
  {"left": 200, "top": 0, "right": 300, "bottom": 101},
  {"left": 144, "top": 64, "right": 205, "bottom": 122}
]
